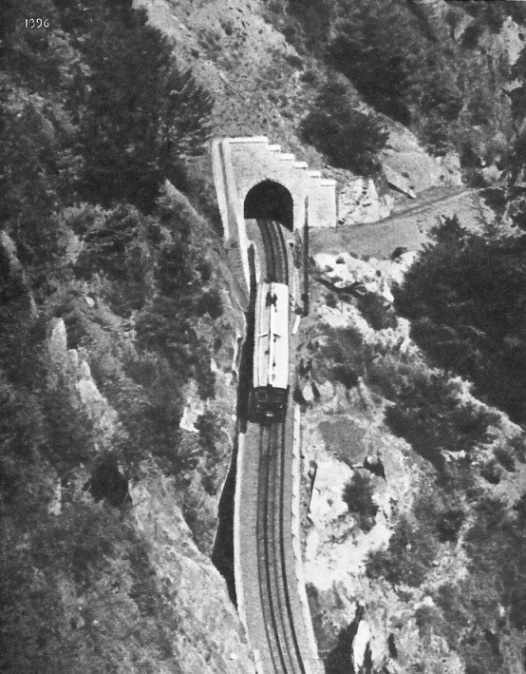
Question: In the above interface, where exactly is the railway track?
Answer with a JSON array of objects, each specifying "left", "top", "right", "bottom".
[
  {"left": 256, "top": 423, "right": 305, "bottom": 674},
  {"left": 258, "top": 219, "right": 289, "bottom": 284},
  {"left": 250, "top": 219, "right": 308, "bottom": 673}
]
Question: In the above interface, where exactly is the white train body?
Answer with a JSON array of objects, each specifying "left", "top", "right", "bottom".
[{"left": 251, "top": 282, "right": 289, "bottom": 420}]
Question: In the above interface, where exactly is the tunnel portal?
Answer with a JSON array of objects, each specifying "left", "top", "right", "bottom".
[{"left": 244, "top": 180, "right": 294, "bottom": 230}]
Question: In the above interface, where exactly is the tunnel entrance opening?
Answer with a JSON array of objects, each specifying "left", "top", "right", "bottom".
[{"left": 244, "top": 180, "right": 293, "bottom": 230}]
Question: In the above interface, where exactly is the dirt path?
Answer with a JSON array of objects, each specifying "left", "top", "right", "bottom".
[{"left": 311, "top": 187, "right": 478, "bottom": 259}]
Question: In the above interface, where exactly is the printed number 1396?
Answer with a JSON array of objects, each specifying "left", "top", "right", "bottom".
[{"left": 25, "top": 18, "right": 50, "bottom": 28}]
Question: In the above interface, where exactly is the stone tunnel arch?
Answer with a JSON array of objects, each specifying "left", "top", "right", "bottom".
[{"left": 243, "top": 180, "right": 294, "bottom": 230}]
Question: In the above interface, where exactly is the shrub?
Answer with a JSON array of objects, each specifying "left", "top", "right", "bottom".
[
  {"left": 433, "top": 579, "right": 504, "bottom": 672},
  {"left": 195, "top": 409, "right": 226, "bottom": 491},
  {"left": 332, "top": 364, "right": 359, "bottom": 389},
  {"left": 480, "top": 460, "right": 502, "bottom": 485},
  {"left": 316, "top": 324, "right": 375, "bottom": 384},
  {"left": 76, "top": 3, "right": 213, "bottom": 212},
  {"left": 414, "top": 604, "right": 442, "bottom": 641},
  {"left": 356, "top": 293, "right": 397, "bottom": 330},
  {"left": 464, "top": 495, "right": 526, "bottom": 631},
  {"left": 394, "top": 216, "right": 526, "bottom": 424},
  {"left": 366, "top": 515, "right": 438, "bottom": 587},
  {"left": 412, "top": 488, "right": 466, "bottom": 544},
  {"left": 325, "top": 292, "right": 338, "bottom": 309},
  {"left": 342, "top": 472, "right": 377, "bottom": 532},
  {"left": 40, "top": 385, "right": 97, "bottom": 475},
  {"left": 300, "top": 78, "right": 388, "bottom": 176},
  {"left": 435, "top": 507, "right": 465, "bottom": 543},
  {"left": 197, "top": 289, "right": 224, "bottom": 319},
  {"left": 493, "top": 445, "right": 515, "bottom": 472},
  {"left": 370, "top": 356, "right": 497, "bottom": 474}
]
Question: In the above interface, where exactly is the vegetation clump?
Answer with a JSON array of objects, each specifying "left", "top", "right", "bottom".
[
  {"left": 300, "top": 78, "right": 388, "bottom": 176},
  {"left": 366, "top": 514, "right": 438, "bottom": 587},
  {"left": 0, "top": 0, "right": 226, "bottom": 670},
  {"left": 342, "top": 472, "right": 377, "bottom": 532},
  {"left": 313, "top": 324, "right": 497, "bottom": 475},
  {"left": 285, "top": 0, "right": 516, "bottom": 163},
  {"left": 394, "top": 216, "right": 526, "bottom": 425}
]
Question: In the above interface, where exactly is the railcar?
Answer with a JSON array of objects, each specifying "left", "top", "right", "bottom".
[{"left": 251, "top": 282, "right": 290, "bottom": 421}]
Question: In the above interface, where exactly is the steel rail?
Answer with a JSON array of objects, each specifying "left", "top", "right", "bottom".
[
  {"left": 258, "top": 219, "right": 277, "bottom": 282},
  {"left": 267, "top": 222, "right": 282, "bottom": 283},
  {"left": 257, "top": 424, "right": 286, "bottom": 673},
  {"left": 276, "top": 421, "right": 306, "bottom": 674},
  {"left": 256, "top": 421, "right": 302, "bottom": 674},
  {"left": 253, "top": 217, "right": 307, "bottom": 673},
  {"left": 267, "top": 422, "right": 300, "bottom": 674}
]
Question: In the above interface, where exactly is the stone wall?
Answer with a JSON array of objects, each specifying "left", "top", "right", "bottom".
[{"left": 211, "top": 136, "right": 337, "bottom": 291}]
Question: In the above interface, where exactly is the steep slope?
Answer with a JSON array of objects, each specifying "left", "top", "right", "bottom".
[
  {"left": 3, "top": 0, "right": 526, "bottom": 672},
  {"left": 0, "top": 2, "right": 254, "bottom": 669},
  {"left": 299, "top": 239, "right": 526, "bottom": 673},
  {"left": 133, "top": 0, "right": 322, "bottom": 158},
  {"left": 136, "top": 0, "right": 526, "bottom": 223}
]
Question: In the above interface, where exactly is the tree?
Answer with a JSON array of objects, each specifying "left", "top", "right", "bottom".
[
  {"left": 300, "top": 78, "right": 388, "bottom": 175},
  {"left": 76, "top": 1, "right": 212, "bottom": 212},
  {"left": 327, "top": 0, "right": 427, "bottom": 125},
  {"left": 394, "top": 216, "right": 526, "bottom": 424}
]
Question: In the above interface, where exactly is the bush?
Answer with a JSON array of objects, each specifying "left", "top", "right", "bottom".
[
  {"left": 370, "top": 356, "right": 497, "bottom": 474},
  {"left": 316, "top": 324, "right": 375, "bottom": 385},
  {"left": 366, "top": 515, "right": 438, "bottom": 587},
  {"left": 493, "top": 445, "right": 515, "bottom": 472},
  {"left": 464, "top": 495, "right": 526, "bottom": 631},
  {"left": 332, "top": 364, "right": 359, "bottom": 389},
  {"left": 300, "top": 78, "right": 388, "bottom": 176},
  {"left": 342, "top": 472, "right": 377, "bottom": 532},
  {"left": 76, "top": 3, "right": 213, "bottom": 212},
  {"left": 356, "top": 293, "right": 397, "bottom": 330},
  {"left": 480, "top": 460, "right": 502, "bottom": 485},
  {"left": 435, "top": 507, "right": 465, "bottom": 543},
  {"left": 433, "top": 579, "right": 504, "bottom": 673},
  {"left": 394, "top": 216, "right": 526, "bottom": 424}
]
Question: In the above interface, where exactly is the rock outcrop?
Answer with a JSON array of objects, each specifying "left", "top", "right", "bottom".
[
  {"left": 298, "top": 249, "right": 526, "bottom": 673},
  {"left": 130, "top": 475, "right": 253, "bottom": 673}
]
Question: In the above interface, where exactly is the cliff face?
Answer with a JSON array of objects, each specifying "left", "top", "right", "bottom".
[
  {"left": 45, "top": 314, "right": 252, "bottom": 673},
  {"left": 0, "top": 177, "right": 252, "bottom": 671},
  {"left": 297, "top": 248, "right": 526, "bottom": 673}
]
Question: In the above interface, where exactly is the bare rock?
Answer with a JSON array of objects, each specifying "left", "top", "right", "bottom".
[
  {"left": 302, "top": 383, "right": 315, "bottom": 404},
  {"left": 130, "top": 474, "right": 254, "bottom": 673},
  {"left": 383, "top": 164, "right": 416, "bottom": 199}
]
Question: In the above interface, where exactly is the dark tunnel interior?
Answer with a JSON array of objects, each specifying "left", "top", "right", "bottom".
[{"left": 244, "top": 180, "right": 293, "bottom": 230}]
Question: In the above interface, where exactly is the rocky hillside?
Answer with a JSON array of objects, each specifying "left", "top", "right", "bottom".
[
  {"left": 3, "top": 0, "right": 526, "bottom": 672},
  {"left": 137, "top": 0, "right": 526, "bottom": 219},
  {"left": 0, "top": 2, "right": 252, "bottom": 671},
  {"left": 298, "top": 239, "right": 526, "bottom": 673}
]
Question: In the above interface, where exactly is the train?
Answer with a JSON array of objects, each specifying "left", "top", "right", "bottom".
[{"left": 250, "top": 281, "right": 290, "bottom": 421}]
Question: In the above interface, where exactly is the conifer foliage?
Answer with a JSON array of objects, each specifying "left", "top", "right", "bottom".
[
  {"left": 0, "top": 2, "right": 218, "bottom": 671},
  {"left": 300, "top": 78, "right": 388, "bottom": 176},
  {"left": 74, "top": 2, "right": 213, "bottom": 211},
  {"left": 394, "top": 217, "right": 526, "bottom": 424},
  {"left": 288, "top": 0, "right": 513, "bottom": 162}
]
